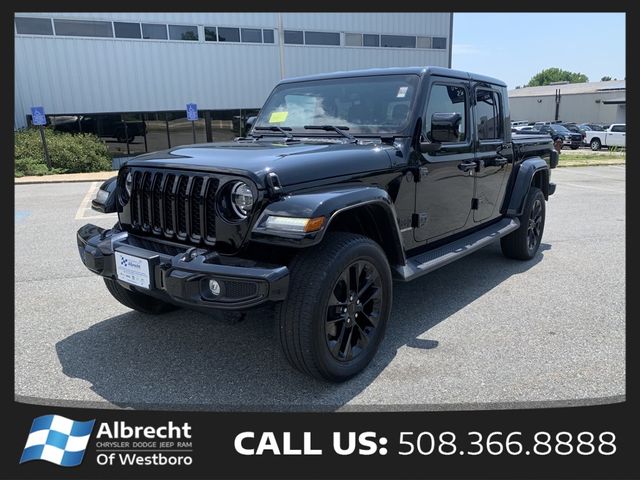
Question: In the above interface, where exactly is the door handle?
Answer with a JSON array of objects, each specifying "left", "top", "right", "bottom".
[
  {"left": 458, "top": 161, "right": 477, "bottom": 172},
  {"left": 486, "top": 157, "right": 508, "bottom": 167}
]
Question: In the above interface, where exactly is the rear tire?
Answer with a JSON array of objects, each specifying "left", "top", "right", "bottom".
[
  {"left": 501, "top": 187, "right": 546, "bottom": 260},
  {"left": 104, "top": 278, "right": 178, "bottom": 314},
  {"left": 276, "top": 233, "right": 392, "bottom": 382}
]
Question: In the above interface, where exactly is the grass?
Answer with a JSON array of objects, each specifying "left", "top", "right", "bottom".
[{"left": 557, "top": 150, "right": 626, "bottom": 167}]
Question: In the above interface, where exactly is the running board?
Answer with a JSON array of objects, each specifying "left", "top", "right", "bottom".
[{"left": 394, "top": 218, "right": 520, "bottom": 281}]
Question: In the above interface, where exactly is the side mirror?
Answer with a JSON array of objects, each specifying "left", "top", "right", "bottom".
[
  {"left": 419, "top": 141, "right": 442, "bottom": 154},
  {"left": 245, "top": 116, "right": 257, "bottom": 133},
  {"left": 430, "top": 112, "right": 462, "bottom": 143}
]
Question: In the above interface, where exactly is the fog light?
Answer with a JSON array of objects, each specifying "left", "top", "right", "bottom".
[{"left": 208, "top": 279, "right": 221, "bottom": 296}]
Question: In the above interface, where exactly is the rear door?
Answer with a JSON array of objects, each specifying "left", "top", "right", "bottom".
[
  {"left": 413, "top": 79, "right": 474, "bottom": 243},
  {"left": 472, "top": 86, "right": 511, "bottom": 223},
  {"left": 608, "top": 124, "right": 626, "bottom": 146}
]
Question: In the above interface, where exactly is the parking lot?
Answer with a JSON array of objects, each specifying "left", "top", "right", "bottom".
[{"left": 14, "top": 165, "right": 625, "bottom": 411}]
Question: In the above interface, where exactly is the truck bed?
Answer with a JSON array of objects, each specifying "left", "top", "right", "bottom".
[{"left": 512, "top": 133, "right": 555, "bottom": 160}]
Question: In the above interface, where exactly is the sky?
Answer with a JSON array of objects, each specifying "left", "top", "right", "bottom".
[{"left": 451, "top": 13, "right": 625, "bottom": 90}]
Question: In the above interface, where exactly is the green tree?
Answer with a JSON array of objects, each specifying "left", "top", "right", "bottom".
[
  {"left": 526, "top": 68, "right": 589, "bottom": 87},
  {"left": 601, "top": 76, "right": 612, "bottom": 81}
]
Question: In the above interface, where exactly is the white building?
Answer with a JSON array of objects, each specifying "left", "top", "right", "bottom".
[
  {"left": 14, "top": 12, "right": 452, "bottom": 155},
  {"left": 508, "top": 80, "right": 626, "bottom": 125}
]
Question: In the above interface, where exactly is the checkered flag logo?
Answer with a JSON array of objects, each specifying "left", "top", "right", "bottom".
[{"left": 20, "top": 415, "right": 95, "bottom": 467}]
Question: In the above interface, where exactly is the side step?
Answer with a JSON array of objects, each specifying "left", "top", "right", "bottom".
[{"left": 394, "top": 218, "right": 520, "bottom": 282}]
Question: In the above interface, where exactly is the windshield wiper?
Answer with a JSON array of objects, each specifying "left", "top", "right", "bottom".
[
  {"left": 254, "top": 126, "right": 294, "bottom": 139},
  {"left": 304, "top": 125, "right": 357, "bottom": 143}
]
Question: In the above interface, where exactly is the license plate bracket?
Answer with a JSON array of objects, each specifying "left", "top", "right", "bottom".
[{"left": 115, "top": 251, "right": 151, "bottom": 289}]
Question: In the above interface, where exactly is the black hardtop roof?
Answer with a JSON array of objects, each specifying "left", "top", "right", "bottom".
[{"left": 277, "top": 66, "right": 506, "bottom": 88}]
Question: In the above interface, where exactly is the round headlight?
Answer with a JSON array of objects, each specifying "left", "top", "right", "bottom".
[
  {"left": 230, "top": 182, "right": 254, "bottom": 218},
  {"left": 125, "top": 172, "right": 134, "bottom": 196}
]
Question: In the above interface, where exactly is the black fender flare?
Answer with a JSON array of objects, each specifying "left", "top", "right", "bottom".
[
  {"left": 250, "top": 185, "right": 405, "bottom": 265},
  {"left": 506, "top": 157, "right": 550, "bottom": 217},
  {"left": 91, "top": 176, "right": 118, "bottom": 213}
]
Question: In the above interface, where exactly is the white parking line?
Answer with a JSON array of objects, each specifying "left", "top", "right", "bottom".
[
  {"left": 561, "top": 182, "right": 624, "bottom": 194},
  {"left": 75, "top": 182, "right": 117, "bottom": 220}
]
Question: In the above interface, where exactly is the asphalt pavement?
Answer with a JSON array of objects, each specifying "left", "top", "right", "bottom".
[{"left": 14, "top": 165, "right": 625, "bottom": 411}]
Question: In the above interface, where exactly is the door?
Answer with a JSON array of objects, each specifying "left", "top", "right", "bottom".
[
  {"left": 607, "top": 124, "right": 625, "bottom": 147},
  {"left": 414, "top": 80, "right": 474, "bottom": 243},
  {"left": 472, "top": 87, "right": 511, "bottom": 223}
]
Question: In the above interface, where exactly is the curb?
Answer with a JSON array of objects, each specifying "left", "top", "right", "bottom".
[{"left": 15, "top": 172, "right": 116, "bottom": 185}]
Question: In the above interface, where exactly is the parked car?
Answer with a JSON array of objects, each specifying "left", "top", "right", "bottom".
[
  {"left": 584, "top": 123, "right": 625, "bottom": 150},
  {"left": 53, "top": 114, "right": 146, "bottom": 143},
  {"left": 560, "top": 123, "right": 587, "bottom": 144},
  {"left": 79, "top": 66, "right": 558, "bottom": 382},
  {"left": 580, "top": 123, "right": 605, "bottom": 131},
  {"left": 513, "top": 125, "right": 541, "bottom": 133},
  {"left": 537, "top": 124, "right": 583, "bottom": 149},
  {"left": 511, "top": 120, "right": 530, "bottom": 127}
]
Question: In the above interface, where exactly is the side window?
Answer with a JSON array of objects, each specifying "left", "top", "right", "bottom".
[
  {"left": 475, "top": 90, "right": 502, "bottom": 140},
  {"left": 424, "top": 84, "right": 467, "bottom": 143},
  {"left": 611, "top": 125, "right": 625, "bottom": 133}
]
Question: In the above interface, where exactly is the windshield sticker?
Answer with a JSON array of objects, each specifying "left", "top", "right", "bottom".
[
  {"left": 397, "top": 86, "right": 409, "bottom": 98},
  {"left": 269, "top": 111, "right": 288, "bottom": 123}
]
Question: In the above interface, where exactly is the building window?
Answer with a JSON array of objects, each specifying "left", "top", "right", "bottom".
[
  {"left": 432, "top": 37, "right": 447, "bottom": 49},
  {"left": 241, "top": 28, "right": 262, "bottom": 43},
  {"left": 363, "top": 34, "right": 380, "bottom": 47},
  {"left": 380, "top": 34, "right": 416, "bottom": 48},
  {"left": 344, "top": 33, "right": 362, "bottom": 46},
  {"left": 416, "top": 36, "right": 432, "bottom": 49},
  {"left": 53, "top": 19, "right": 113, "bottom": 38},
  {"left": 262, "top": 29, "right": 274, "bottom": 43},
  {"left": 218, "top": 27, "right": 240, "bottom": 42},
  {"left": 284, "top": 30, "right": 303, "bottom": 45},
  {"left": 204, "top": 27, "right": 217, "bottom": 41},
  {"left": 304, "top": 31, "right": 340, "bottom": 46},
  {"left": 15, "top": 17, "right": 53, "bottom": 35},
  {"left": 114, "top": 22, "right": 141, "bottom": 39},
  {"left": 142, "top": 23, "right": 167, "bottom": 40},
  {"left": 168, "top": 24, "right": 198, "bottom": 41}
]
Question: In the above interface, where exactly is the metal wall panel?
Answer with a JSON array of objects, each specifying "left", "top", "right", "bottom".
[{"left": 14, "top": 12, "right": 451, "bottom": 128}]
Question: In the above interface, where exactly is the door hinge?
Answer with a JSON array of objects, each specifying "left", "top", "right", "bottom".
[
  {"left": 471, "top": 198, "right": 479, "bottom": 210},
  {"left": 412, "top": 213, "right": 428, "bottom": 228},
  {"left": 414, "top": 166, "right": 429, "bottom": 182}
]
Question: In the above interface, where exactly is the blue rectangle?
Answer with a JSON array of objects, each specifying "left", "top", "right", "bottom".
[
  {"left": 30, "top": 415, "right": 54, "bottom": 433},
  {"left": 47, "top": 430, "right": 69, "bottom": 449},
  {"left": 31, "top": 106, "right": 47, "bottom": 126},
  {"left": 70, "top": 419, "right": 95, "bottom": 437},
  {"left": 186, "top": 103, "right": 198, "bottom": 121}
]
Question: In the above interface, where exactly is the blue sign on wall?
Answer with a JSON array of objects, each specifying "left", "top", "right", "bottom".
[
  {"left": 31, "top": 106, "right": 46, "bottom": 126},
  {"left": 186, "top": 103, "right": 198, "bottom": 121}
]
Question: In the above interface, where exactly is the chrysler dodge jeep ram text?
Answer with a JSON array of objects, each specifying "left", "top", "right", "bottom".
[{"left": 78, "top": 67, "right": 558, "bottom": 382}]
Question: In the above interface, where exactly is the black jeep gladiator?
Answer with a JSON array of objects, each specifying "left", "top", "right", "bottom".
[{"left": 78, "top": 67, "right": 558, "bottom": 382}]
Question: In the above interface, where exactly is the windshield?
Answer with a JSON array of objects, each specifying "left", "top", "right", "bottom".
[
  {"left": 551, "top": 125, "right": 571, "bottom": 134},
  {"left": 254, "top": 74, "right": 420, "bottom": 135}
]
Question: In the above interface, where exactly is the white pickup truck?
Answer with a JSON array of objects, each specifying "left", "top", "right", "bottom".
[{"left": 585, "top": 124, "right": 626, "bottom": 150}]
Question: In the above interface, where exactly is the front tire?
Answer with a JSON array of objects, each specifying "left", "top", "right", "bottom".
[
  {"left": 104, "top": 278, "right": 178, "bottom": 314},
  {"left": 276, "top": 233, "right": 392, "bottom": 382},
  {"left": 501, "top": 187, "right": 546, "bottom": 260},
  {"left": 590, "top": 138, "right": 602, "bottom": 150}
]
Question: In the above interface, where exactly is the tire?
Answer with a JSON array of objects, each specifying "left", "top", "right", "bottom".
[
  {"left": 276, "top": 233, "right": 392, "bottom": 382},
  {"left": 590, "top": 138, "right": 602, "bottom": 151},
  {"left": 104, "top": 278, "right": 178, "bottom": 314},
  {"left": 501, "top": 187, "right": 546, "bottom": 260},
  {"left": 570, "top": 145, "right": 579, "bottom": 150}
]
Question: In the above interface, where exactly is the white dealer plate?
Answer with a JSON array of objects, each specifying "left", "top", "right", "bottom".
[{"left": 115, "top": 251, "right": 150, "bottom": 289}]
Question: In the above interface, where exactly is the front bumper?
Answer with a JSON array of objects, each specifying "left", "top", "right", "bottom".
[{"left": 77, "top": 224, "right": 289, "bottom": 310}]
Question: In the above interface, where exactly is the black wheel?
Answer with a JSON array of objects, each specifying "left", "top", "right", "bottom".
[
  {"left": 590, "top": 138, "right": 602, "bottom": 151},
  {"left": 276, "top": 233, "right": 392, "bottom": 382},
  {"left": 501, "top": 187, "right": 546, "bottom": 260},
  {"left": 103, "top": 278, "right": 178, "bottom": 314}
]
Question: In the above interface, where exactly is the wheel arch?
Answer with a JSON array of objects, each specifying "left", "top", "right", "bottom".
[{"left": 505, "top": 157, "right": 550, "bottom": 217}]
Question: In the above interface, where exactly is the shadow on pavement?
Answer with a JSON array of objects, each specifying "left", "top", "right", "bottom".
[{"left": 56, "top": 243, "right": 549, "bottom": 411}]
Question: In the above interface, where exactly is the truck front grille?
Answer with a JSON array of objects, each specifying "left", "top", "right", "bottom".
[{"left": 128, "top": 169, "right": 220, "bottom": 245}]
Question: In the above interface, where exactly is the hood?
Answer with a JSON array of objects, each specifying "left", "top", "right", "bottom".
[{"left": 125, "top": 140, "right": 395, "bottom": 188}]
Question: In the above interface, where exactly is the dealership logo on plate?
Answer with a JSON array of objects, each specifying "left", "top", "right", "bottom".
[{"left": 20, "top": 415, "right": 95, "bottom": 467}]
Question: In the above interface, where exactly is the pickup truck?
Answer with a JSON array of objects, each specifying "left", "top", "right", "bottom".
[
  {"left": 78, "top": 67, "right": 558, "bottom": 382},
  {"left": 584, "top": 123, "right": 626, "bottom": 150}
]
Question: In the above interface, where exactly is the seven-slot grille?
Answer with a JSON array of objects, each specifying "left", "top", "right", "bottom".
[{"left": 128, "top": 169, "right": 219, "bottom": 245}]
